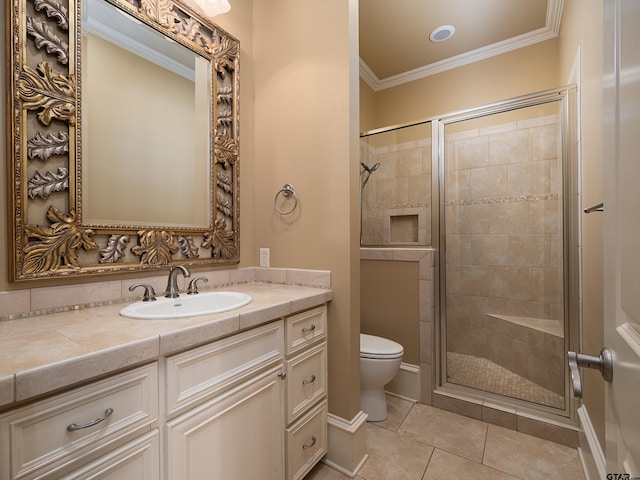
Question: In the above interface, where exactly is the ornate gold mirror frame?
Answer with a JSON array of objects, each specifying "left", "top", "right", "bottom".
[{"left": 7, "top": 0, "right": 240, "bottom": 282}]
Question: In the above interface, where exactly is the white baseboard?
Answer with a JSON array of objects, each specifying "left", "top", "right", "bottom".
[
  {"left": 322, "top": 456, "right": 369, "bottom": 479},
  {"left": 577, "top": 405, "right": 606, "bottom": 480},
  {"left": 385, "top": 362, "right": 420, "bottom": 401},
  {"left": 323, "top": 411, "right": 369, "bottom": 478}
]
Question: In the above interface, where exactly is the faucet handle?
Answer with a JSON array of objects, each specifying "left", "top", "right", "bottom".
[
  {"left": 129, "top": 283, "right": 157, "bottom": 302},
  {"left": 187, "top": 277, "right": 208, "bottom": 295}
]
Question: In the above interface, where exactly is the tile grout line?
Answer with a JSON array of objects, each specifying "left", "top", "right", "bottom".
[
  {"left": 481, "top": 422, "right": 489, "bottom": 467},
  {"left": 419, "top": 447, "right": 436, "bottom": 480}
]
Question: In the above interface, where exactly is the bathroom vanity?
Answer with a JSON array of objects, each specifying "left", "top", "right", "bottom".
[{"left": 0, "top": 282, "right": 330, "bottom": 480}]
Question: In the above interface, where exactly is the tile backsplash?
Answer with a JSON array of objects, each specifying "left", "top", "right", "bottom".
[{"left": 0, "top": 267, "right": 331, "bottom": 321}]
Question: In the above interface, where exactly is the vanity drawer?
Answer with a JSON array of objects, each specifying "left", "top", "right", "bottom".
[
  {"left": 0, "top": 363, "right": 158, "bottom": 480},
  {"left": 286, "top": 306, "right": 327, "bottom": 355},
  {"left": 286, "top": 401, "right": 327, "bottom": 480},
  {"left": 61, "top": 429, "right": 160, "bottom": 479},
  {"left": 165, "top": 320, "right": 284, "bottom": 416},
  {"left": 286, "top": 343, "right": 327, "bottom": 423}
]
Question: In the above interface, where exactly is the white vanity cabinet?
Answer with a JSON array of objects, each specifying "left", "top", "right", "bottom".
[
  {"left": 0, "top": 303, "right": 329, "bottom": 480},
  {"left": 0, "top": 363, "right": 159, "bottom": 480},
  {"left": 163, "top": 320, "right": 287, "bottom": 479},
  {"left": 163, "top": 305, "right": 329, "bottom": 480},
  {"left": 284, "top": 306, "right": 328, "bottom": 480}
]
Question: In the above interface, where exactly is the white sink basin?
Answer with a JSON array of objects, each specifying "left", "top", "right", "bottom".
[{"left": 120, "top": 291, "right": 252, "bottom": 319}]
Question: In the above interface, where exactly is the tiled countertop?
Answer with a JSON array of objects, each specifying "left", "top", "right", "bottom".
[{"left": 0, "top": 282, "right": 332, "bottom": 409}]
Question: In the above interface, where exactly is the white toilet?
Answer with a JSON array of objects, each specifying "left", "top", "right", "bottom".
[{"left": 360, "top": 333, "right": 404, "bottom": 421}]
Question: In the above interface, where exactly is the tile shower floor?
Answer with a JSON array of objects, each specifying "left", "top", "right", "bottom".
[
  {"left": 304, "top": 396, "right": 585, "bottom": 480},
  {"left": 446, "top": 352, "right": 565, "bottom": 409}
]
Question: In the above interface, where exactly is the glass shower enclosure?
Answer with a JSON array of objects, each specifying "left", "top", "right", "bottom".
[
  {"left": 440, "top": 90, "right": 577, "bottom": 414},
  {"left": 360, "top": 87, "right": 578, "bottom": 416}
]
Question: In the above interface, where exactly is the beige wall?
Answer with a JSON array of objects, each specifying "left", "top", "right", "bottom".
[
  {"left": 252, "top": 0, "right": 361, "bottom": 419},
  {"left": 557, "top": 0, "right": 605, "bottom": 449},
  {"left": 359, "top": 78, "right": 376, "bottom": 133},
  {"left": 361, "top": 260, "right": 420, "bottom": 364}
]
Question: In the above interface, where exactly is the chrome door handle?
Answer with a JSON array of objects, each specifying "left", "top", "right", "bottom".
[{"left": 568, "top": 348, "right": 613, "bottom": 398}]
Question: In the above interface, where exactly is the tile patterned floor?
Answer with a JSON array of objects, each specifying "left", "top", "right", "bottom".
[
  {"left": 447, "top": 352, "right": 565, "bottom": 409},
  {"left": 304, "top": 395, "right": 585, "bottom": 480}
]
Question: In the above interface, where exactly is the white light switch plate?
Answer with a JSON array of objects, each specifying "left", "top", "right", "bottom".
[{"left": 259, "top": 248, "right": 270, "bottom": 267}]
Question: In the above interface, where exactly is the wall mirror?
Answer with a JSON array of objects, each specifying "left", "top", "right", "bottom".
[{"left": 7, "top": 0, "right": 240, "bottom": 281}]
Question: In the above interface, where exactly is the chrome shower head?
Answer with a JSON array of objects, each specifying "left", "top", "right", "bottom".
[
  {"left": 360, "top": 162, "right": 381, "bottom": 190},
  {"left": 361, "top": 162, "right": 381, "bottom": 174}
]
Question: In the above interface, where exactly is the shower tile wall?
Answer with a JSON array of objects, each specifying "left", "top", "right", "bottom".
[
  {"left": 444, "top": 114, "right": 564, "bottom": 397},
  {"left": 360, "top": 138, "right": 432, "bottom": 246}
]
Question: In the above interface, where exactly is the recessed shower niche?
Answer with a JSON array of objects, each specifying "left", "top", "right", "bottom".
[
  {"left": 389, "top": 214, "right": 420, "bottom": 244},
  {"left": 360, "top": 122, "right": 433, "bottom": 247}
]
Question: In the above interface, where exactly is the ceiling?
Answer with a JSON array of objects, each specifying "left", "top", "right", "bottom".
[{"left": 359, "top": 0, "right": 563, "bottom": 91}]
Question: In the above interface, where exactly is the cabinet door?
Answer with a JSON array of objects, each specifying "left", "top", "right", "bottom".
[{"left": 165, "top": 366, "right": 285, "bottom": 479}]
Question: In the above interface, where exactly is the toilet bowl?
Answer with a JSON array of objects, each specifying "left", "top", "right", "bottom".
[{"left": 360, "top": 333, "right": 404, "bottom": 421}]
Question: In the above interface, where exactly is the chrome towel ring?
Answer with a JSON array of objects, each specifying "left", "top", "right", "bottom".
[{"left": 274, "top": 184, "right": 298, "bottom": 215}]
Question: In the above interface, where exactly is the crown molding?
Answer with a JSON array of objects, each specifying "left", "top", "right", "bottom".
[{"left": 361, "top": 0, "right": 564, "bottom": 92}]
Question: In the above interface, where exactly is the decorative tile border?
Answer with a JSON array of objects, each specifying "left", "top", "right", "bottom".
[
  {"left": 445, "top": 193, "right": 559, "bottom": 207},
  {"left": 0, "top": 267, "right": 331, "bottom": 321}
]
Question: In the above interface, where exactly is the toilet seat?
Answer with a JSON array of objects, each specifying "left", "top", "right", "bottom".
[{"left": 360, "top": 333, "right": 404, "bottom": 359}]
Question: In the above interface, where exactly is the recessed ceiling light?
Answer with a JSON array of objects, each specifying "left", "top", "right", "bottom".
[{"left": 429, "top": 25, "right": 456, "bottom": 42}]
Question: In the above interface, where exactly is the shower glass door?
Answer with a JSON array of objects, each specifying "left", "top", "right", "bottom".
[{"left": 442, "top": 95, "right": 571, "bottom": 411}]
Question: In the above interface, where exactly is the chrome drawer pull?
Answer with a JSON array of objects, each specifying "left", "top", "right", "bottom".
[
  {"left": 302, "top": 436, "right": 317, "bottom": 450},
  {"left": 302, "top": 374, "right": 316, "bottom": 385},
  {"left": 301, "top": 324, "right": 316, "bottom": 334},
  {"left": 278, "top": 372, "right": 287, "bottom": 380},
  {"left": 66, "top": 408, "right": 114, "bottom": 432}
]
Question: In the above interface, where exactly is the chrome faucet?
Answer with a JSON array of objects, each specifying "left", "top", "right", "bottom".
[{"left": 165, "top": 265, "right": 190, "bottom": 298}]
